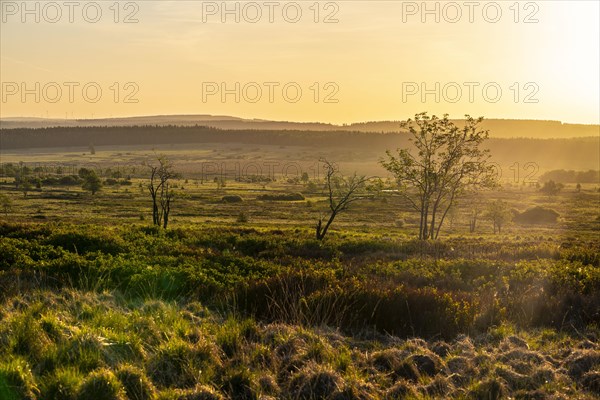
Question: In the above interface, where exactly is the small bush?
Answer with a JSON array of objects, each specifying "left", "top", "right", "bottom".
[
  {"left": 222, "top": 195, "right": 243, "bottom": 203},
  {"left": 59, "top": 175, "right": 81, "bottom": 186},
  {"left": 514, "top": 207, "right": 559, "bottom": 225},
  {"left": 236, "top": 212, "right": 249, "bottom": 224},
  {"left": 257, "top": 193, "right": 305, "bottom": 201},
  {"left": 47, "top": 230, "right": 127, "bottom": 255}
]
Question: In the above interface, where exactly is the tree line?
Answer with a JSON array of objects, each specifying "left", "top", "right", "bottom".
[
  {"left": 3, "top": 113, "right": 585, "bottom": 240},
  {"left": 143, "top": 113, "right": 500, "bottom": 240}
]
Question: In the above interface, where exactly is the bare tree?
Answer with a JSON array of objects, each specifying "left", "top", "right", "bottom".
[
  {"left": 381, "top": 113, "right": 496, "bottom": 240},
  {"left": 145, "top": 156, "right": 179, "bottom": 229},
  {"left": 315, "top": 159, "right": 369, "bottom": 241},
  {"left": 467, "top": 194, "right": 484, "bottom": 233}
]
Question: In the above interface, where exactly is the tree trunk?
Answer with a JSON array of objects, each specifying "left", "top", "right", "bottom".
[
  {"left": 315, "top": 219, "right": 323, "bottom": 240},
  {"left": 429, "top": 203, "right": 437, "bottom": 240},
  {"left": 422, "top": 203, "right": 429, "bottom": 240},
  {"left": 163, "top": 198, "right": 171, "bottom": 229},
  {"left": 419, "top": 198, "right": 426, "bottom": 240},
  {"left": 316, "top": 211, "right": 337, "bottom": 241}
]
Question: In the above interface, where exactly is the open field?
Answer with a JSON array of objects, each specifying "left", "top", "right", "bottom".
[
  {"left": 0, "top": 140, "right": 599, "bottom": 400},
  {"left": 3, "top": 0, "right": 599, "bottom": 397}
]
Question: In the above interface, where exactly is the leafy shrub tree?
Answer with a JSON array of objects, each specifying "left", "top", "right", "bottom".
[
  {"left": 82, "top": 171, "right": 102, "bottom": 195},
  {"left": 214, "top": 177, "right": 226, "bottom": 190},
  {"left": 485, "top": 199, "right": 512, "bottom": 234},
  {"left": 381, "top": 113, "right": 496, "bottom": 240},
  {"left": 0, "top": 162, "right": 18, "bottom": 177},
  {"left": 301, "top": 172, "right": 310, "bottom": 184},
  {"left": 21, "top": 178, "right": 33, "bottom": 198},
  {"left": 78, "top": 168, "right": 93, "bottom": 179},
  {"left": 59, "top": 175, "right": 81, "bottom": 186},
  {"left": 540, "top": 180, "right": 564, "bottom": 196},
  {"left": 0, "top": 194, "right": 12, "bottom": 216}
]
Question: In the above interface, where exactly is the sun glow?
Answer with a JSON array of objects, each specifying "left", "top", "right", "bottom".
[{"left": 1, "top": 1, "right": 598, "bottom": 125}]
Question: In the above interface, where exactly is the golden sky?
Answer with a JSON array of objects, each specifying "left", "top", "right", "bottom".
[{"left": 1, "top": 0, "right": 598, "bottom": 124}]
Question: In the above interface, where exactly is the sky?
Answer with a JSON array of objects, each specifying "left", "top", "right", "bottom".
[{"left": 1, "top": 0, "right": 599, "bottom": 124}]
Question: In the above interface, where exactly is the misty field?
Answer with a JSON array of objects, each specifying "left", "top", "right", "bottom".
[{"left": 0, "top": 138, "right": 599, "bottom": 400}]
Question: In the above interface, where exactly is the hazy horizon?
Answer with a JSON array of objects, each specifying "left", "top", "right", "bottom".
[
  {"left": 2, "top": 113, "right": 600, "bottom": 126},
  {"left": 2, "top": 1, "right": 599, "bottom": 127}
]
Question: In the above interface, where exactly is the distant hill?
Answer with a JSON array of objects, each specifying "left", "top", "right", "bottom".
[
  {"left": 1, "top": 125, "right": 598, "bottom": 171},
  {"left": 1, "top": 115, "right": 598, "bottom": 139}
]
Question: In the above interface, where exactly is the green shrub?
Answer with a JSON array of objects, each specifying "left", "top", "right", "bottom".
[
  {"left": 239, "top": 272, "right": 476, "bottom": 338},
  {"left": 222, "top": 195, "right": 243, "bottom": 203},
  {"left": 257, "top": 193, "right": 305, "bottom": 201},
  {"left": 0, "top": 238, "right": 34, "bottom": 270},
  {"left": 560, "top": 246, "right": 600, "bottom": 267},
  {"left": 236, "top": 212, "right": 249, "bottom": 223},
  {"left": 59, "top": 175, "right": 82, "bottom": 186},
  {"left": 514, "top": 207, "right": 559, "bottom": 224},
  {"left": 47, "top": 230, "right": 127, "bottom": 255}
]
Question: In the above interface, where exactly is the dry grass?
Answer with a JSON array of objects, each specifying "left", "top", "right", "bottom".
[{"left": 0, "top": 289, "right": 598, "bottom": 399}]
